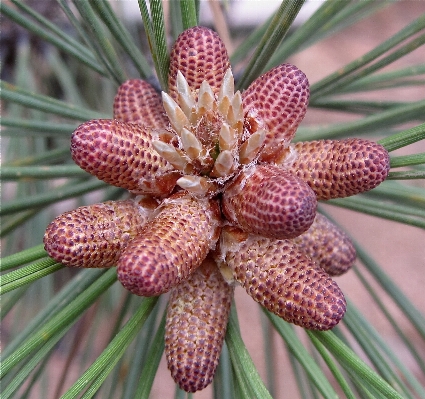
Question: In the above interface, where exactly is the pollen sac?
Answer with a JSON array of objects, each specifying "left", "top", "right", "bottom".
[
  {"left": 43, "top": 198, "right": 158, "bottom": 268},
  {"left": 222, "top": 164, "right": 317, "bottom": 239},
  {"left": 71, "top": 119, "right": 179, "bottom": 196},
  {"left": 169, "top": 26, "right": 230, "bottom": 99},
  {"left": 282, "top": 139, "right": 390, "bottom": 200},
  {"left": 217, "top": 226, "right": 346, "bottom": 330},
  {"left": 242, "top": 64, "right": 310, "bottom": 162},
  {"left": 165, "top": 256, "right": 234, "bottom": 392},
  {"left": 117, "top": 192, "right": 221, "bottom": 297},
  {"left": 293, "top": 213, "right": 356, "bottom": 276},
  {"left": 113, "top": 79, "right": 169, "bottom": 128}
]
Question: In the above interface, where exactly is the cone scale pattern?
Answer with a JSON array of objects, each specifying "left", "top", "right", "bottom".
[
  {"left": 293, "top": 213, "right": 357, "bottom": 276},
  {"left": 283, "top": 139, "right": 390, "bottom": 200},
  {"left": 165, "top": 257, "right": 234, "bottom": 392},
  {"left": 43, "top": 198, "right": 157, "bottom": 268},
  {"left": 223, "top": 164, "right": 317, "bottom": 239},
  {"left": 242, "top": 64, "right": 310, "bottom": 162},
  {"left": 43, "top": 26, "right": 391, "bottom": 392},
  {"left": 113, "top": 79, "right": 169, "bottom": 128},
  {"left": 217, "top": 226, "right": 347, "bottom": 330},
  {"left": 168, "top": 26, "right": 230, "bottom": 100},
  {"left": 71, "top": 119, "right": 179, "bottom": 196},
  {"left": 117, "top": 193, "right": 221, "bottom": 296}
]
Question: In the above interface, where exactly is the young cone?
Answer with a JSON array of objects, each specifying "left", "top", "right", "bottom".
[
  {"left": 168, "top": 26, "right": 230, "bottom": 100},
  {"left": 43, "top": 198, "right": 157, "bottom": 268},
  {"left": 165, "top": 257, "right": 234, "bottom": 392},
  {"left": 71, "top": 119, "right": 179, "bottom": 196},
  {"left": 117, "top": 193, "right": 221, "bottom": 296},
  {"left": 242, "top": 64, "right": 310, "bottom": 162},
  {"left": 113, "top": 79, "right": 169, "bottom": 128},
  {"left": 217, "top": 226, "right": 346, "bottom": 330},
  {"left": 293, "top": 213, "right": 356, "bottom": 276},
  {"left": 281, "top": 139, "right": 390, "bottom": 199},
  {"left": 222, "top": 164, "right": 317, "bottom": 239}
]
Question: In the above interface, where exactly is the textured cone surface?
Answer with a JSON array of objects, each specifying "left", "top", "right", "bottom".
[
  {"left": 169, "top": 26, "right": 230, "bottom": 99},
  {"left": 43, "top": 199, "right": 155, "bottom": 268},
  {"left": 218, "top": 227, "right": 346, "bottom": 330},
  {"left": 242, "top": 64, "right": 309, "bottom": 162},
  {"left": 293, "top": 214, "right": 356, "bottom": 276},
  {"left": 284, "top": 139, "right": 390, "bottom": 200},
  {"left": 222, "top": 164, "right": 317, "bottom": 239},
  {"left": 71, "top": 119, "right": 178, "bottom": 196},
  {"left": 117, "top": 193, "right": 221, "bottom": 296},
  {"left": 113, "top": 79, "right": 169, "bottom": 128},
  {"left": 165, "top": 257, "right": 234, "bottom": 392}
]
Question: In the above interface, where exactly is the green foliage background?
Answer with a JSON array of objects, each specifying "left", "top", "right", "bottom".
[{"left": 1, "top": 1, "right": 425, "bottom": 398}]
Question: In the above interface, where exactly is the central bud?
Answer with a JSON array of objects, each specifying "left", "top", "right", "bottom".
[{"left": 153, "top": 69, "right": 266, "bottom": 195}]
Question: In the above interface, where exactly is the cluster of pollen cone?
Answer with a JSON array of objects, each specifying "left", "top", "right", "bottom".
[{"left": 44, "top": 27, "right": 390, "bottom": 392}]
